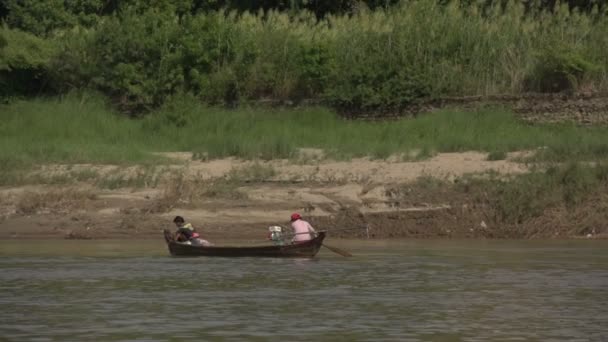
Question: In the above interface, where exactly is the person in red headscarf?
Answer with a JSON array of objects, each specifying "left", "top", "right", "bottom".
[{"left": 289, "top": 213, "right": 317, "bottom": 243}]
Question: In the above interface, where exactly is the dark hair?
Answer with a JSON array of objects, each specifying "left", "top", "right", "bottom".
[{"left": 173, "top": 216, "right": 185, "bottom": 223}]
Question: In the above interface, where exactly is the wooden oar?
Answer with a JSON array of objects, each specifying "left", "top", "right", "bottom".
[{"left": 322, "top": 243, "right": 352, "bottom": 257}]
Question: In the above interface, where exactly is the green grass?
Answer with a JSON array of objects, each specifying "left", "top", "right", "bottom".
[
  {"left": 0, "top": 94, "right": 162, "bottom": 166},
  {"left": 2, "top": 94, "right": 608, "bottom": 184}
]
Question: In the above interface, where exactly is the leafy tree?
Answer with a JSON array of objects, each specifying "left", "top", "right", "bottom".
[
  {"left": 3, "top": 0, "right": 105, "bottom": 36},
  {"left": 85, "top": 8, "right": 185, "bottom": 112},
  {"left": 0, "top": 25, "right": 56, "bottom": 97}
]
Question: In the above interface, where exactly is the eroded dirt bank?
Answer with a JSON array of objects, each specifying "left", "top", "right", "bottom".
[
  {"left": 0, "top": 151, "right": 606, "bottom": 241},
  {"left": 340, "top": 93, "right": 608, "bottom": 125}
]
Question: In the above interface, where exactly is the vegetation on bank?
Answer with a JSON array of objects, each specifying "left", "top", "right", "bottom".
[
  {"left": 2, "top": 1, "right": 607, "bottom": 237},
  {"left": 385, "top": 161, "right": 608, "bottom": 237},
  {"left": 1, "top": 94, "right": 606, "bottom": 235},
  {"left": 2, "top": 1, "right": 608, "bottom": 113},
  {"left": 1, "top": 94, "right": 608, "bottom": 176}
]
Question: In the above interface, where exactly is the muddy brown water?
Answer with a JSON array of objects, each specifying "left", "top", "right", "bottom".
[{"left": 1, "top": 239, "right": 607, "bottom": 341}]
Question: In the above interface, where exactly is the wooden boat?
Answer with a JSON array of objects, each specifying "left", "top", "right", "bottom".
[{"left": 162, "top": 229, "right": 326, "bottom": 258}]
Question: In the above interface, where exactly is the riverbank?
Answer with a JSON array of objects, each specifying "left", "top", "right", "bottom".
[
  {"left": 2, "top": 97, "right": 608, "bottom": 240},
  {"left": 1, "top": 150, "right": 607, "bottom": 240}
]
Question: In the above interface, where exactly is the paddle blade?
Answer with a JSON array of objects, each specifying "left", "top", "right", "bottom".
[{"left": 323, "top": 243, "right": 352, "bottom": 257}]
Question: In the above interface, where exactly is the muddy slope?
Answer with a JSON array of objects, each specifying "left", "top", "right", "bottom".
[{"left": 340, "top": 93, "right": 608, "bottom": 125}]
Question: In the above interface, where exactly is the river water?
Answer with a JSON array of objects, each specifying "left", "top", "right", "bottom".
[{"left": 1, "top": 239, "right": 607, "bottom": 342}]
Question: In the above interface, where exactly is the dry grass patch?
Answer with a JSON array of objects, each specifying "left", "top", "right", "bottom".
[
  {"left": 146, "top": 171, "right": 248, "bottom": 213},
  {"left": 16, "top": 188, "right": 97, "bottom": 215}
]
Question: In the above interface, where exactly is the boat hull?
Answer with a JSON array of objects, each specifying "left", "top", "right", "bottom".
[{"left": 163, "top": 229, "right": 325, "bottom": 258}]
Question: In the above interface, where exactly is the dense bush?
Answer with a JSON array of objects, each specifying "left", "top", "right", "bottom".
[
  {"left": 2, "top": 0, "right": 105, "bottom": 36},
  {"left": 526, "top": 48, "right": 600, "bottom": 93},
  {"left": 0, "top": 26, "right": 56, "bottom": 99},
  {"left": 2, "top": 1, "right": 608, "bottom": 113},
  {"left": 87, "top": 8, "right": 185, "bottom": 112}
]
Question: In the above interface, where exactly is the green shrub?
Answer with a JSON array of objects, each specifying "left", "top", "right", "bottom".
[
  {"left": 326, "top": 63, "right": 431, "bottom": 113},
  {"left": 324, "top": 25, "right": 432, "bottom": 113},
  {"left": 3, "top": 0, "right": 104, "bottom": 36},
  {"left": 84, "top": 8, "right": 185, "bottom": 113},
  {"left": 552, "top": 162, "right": 598, "bottom": 207},
  {"left": 0, "top": 25, "right": 56, "bottom": 98},
  {"left": 3, "top": 1, "right": 608, "bottom": 112},
  {"left": 485, "top": 174, "right": 557, "bottom": 224},
  {"left": 526, "top": 48, "right": 600, "bottom": 93},
  {"left": 180, "top": 12, "right": 241, "bottom": 104},
  {"left": 293, "top": 44, "right": 332, "bottom": 100},
  {"left": 484, "top": 162, "right": 607, "bottom": 224}
]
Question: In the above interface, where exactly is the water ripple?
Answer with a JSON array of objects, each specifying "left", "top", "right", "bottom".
[{"left": 1, "top": 240, "right": 607, "bottom": 341}]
